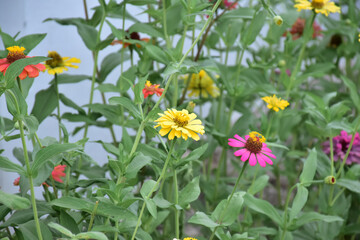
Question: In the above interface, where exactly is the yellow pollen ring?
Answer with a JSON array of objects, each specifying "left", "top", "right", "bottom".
[
  {"left": 174, "top": 113, "right": 190, "bottom": 127},
  {"left": 249, "top": 131, "right": 266, "bottom": 143},
  {"left": 7, "top": 46, "right": 26, "bottom": 54}
]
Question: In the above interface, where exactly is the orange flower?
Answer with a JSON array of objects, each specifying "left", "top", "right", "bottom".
[
  {"left": 111, "top": 31, "right": 150, "bottom": 48},
  {"left": 143, "top": 80, "right": 164, "bottom": 98},
  {"left": 0, "top": 46, "right": 45, "bottom": 80},
  {"left": 52, "top": 165, "right": 66, "bottom": 183}
]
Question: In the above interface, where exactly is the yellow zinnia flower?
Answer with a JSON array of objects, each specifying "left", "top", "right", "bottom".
[
  {"left": 358, "top": 33, "right": 360, "bottom": 42},
  {"left": 294, "top": 0, "right": 340, "bottom": 16},
  {"left": 45, "top": 51, "right": 80, "bottom": 75},
  {"left": 184, "top": 238, "right": 198, "bottom": 240},
  {"left": 154, "top": 109, "right": 205, "bottom": 141},
  {"left": 186, "top": 70, "right": 219, "bottom": 98},
  {"left": 261, "top": 95, "right": 289, "bottom": 112}
]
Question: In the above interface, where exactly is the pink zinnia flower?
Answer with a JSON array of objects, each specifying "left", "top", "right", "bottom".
[
  {"left": 52, "top": 165, "right": 66, "bottom": 183},
  {"left": 142, "top": 80, "right": 164, "bottom": 98},
  {"left": 322, "top": 131, "right": 360, "bottom": 165},
  {"left": 0, "top": 46, "right": 45, "bottom": 80},
  {"left": 228, "top": 131, "right": 276, "bottom": 167}
]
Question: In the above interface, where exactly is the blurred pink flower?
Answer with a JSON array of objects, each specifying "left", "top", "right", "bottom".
[{"left": 322, "top": 131, "right": 360, "bottom": 165}]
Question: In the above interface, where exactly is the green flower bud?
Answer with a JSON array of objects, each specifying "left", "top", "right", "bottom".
[
  {"left": 273, "top": 16, "right": 283, "bottom": 26},
  {"left": 278, "top": 60, "right": 286, "bottom": 67},
  {"left": 324, "top": 176, "right": 336, "bottom": 185},
  {"left": 186, "top": 101, "right": 196, "bottom": 113}
]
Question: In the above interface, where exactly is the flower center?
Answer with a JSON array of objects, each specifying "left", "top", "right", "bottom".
[
  {"left": 311, "top": 0, "right": 324, "bottom": 9},
  {"left": 245, "top": 131, "right": 265, "bottom": 154},
  {"left": 46, "top": 51, "right": 64, "bottom": 68},
  {"left": 6, "top": 46, "right": 26, "bottom": 63},
  {"left": 174, "top": 113, "right": 190, "bottom": 127}
]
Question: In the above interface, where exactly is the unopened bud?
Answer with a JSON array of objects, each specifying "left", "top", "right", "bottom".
[
  {"left": 186, "top": 101, "right": 196, "bottom": 112},
  {"left": 273, "top": 16, "right": 283, "bottom": 26},
  {"left": 278, "top": 60, "right": 286, "bottom": 67},
  {"left": 14, "top": 121, "right": 20, "bottom": 129},
  {"left": 324, "top": 176, "right": 336, "bottom": 185}
]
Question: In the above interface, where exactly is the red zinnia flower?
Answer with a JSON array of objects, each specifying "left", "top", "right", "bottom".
[
  {"left": 0, "top": 46, "right": 45, "bottom": 80},
  {"left": 142, "top": 80, "right": 164, "bottom": 98},
  {"left": 52, "top": 165, "right": 66, "bottom": 183},
  {"left": 228, "top": 131, "right": 276, "bottom": 167},
  {"left": 283, "top": 18, "right": 322, "bottom": 40}
]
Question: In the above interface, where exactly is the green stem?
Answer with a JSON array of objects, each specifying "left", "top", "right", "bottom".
[
  {"left": 209, "top": 162, "right": 249, "bottom": 240},
  {"left": 54, "top": 73, "right": 62, "bottom": 143},
  {"left": 173, "top": 168, "right": 180, "bottom": 239},
  {"left": 336, "top": 119, "right": 360, "bottom": 178},
  {"left": 88, "top": 201, "right": 99, "bottom": 231},
  {"left": 162, "top": 0, "right": 171, "bottom": 49},
  {"left": 131, "top": 140, "right": 176, "bottom": 240},
  {"left": 329, "top": 135, "right": 334, "bottom": 176},
  {"left": 50, "top": 176, "right": 58, "bottom": 199},
  {"left": 7, "top": 90, "right": 42, "bottom": 240},
  {"left": 329, "top": 188, "right": 345, "bottom": 207},
  {"left": 280, "top": 184, "right": 297, "bottom": 240},
  {"left": 285, "top": 13, "right": 316, "bottom": 99},
  {"left": 114, "top": 220, "right": 119, "bottom": 240},
  {"left": 265, "top": 112, "right": 274, "bottom": 138}
]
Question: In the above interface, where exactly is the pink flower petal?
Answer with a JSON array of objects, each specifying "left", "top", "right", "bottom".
[
  {"left": 249, "top": 153, "right": 257, "bottom": 166},
  {"left": 261, "top": 151, "right": 276, "bottom": 159},
  {"left": 262, "top": 147, "right": 272, "bottom": 153},
  {"left": 241, "top": 150, "right": 250, "bottom": 162},
  {"left": 245, "top": 135, "right": 249, "bottom": 140},
  {"left": 256, "top": 154, "right": 266, "bottom": 167},
  {"left": 259, "top": 153, "right": 273, "bottom": 165},
  {"left": 234, "top": 148, "right": 247, "bottom": 156},
  {"left": 234, "top": 134, "right": 246, "bottom": 143},
  {"left": 228, "top": 139, "right": 245, "bottom": 147}
]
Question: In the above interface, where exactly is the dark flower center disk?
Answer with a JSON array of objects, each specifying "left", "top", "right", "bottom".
[
  {"left": 174, "top": 113, "right": 189, "bottom": 127},
  {"left": 125, "top": 30, "right": 140, "bottom": 41},
  {"left": 7, "top": 51, "right": 26, "bottom": 63},
  {"left": 311, "top": 0, "right": 324, "bottom": 9},
  {"left": 46, "top": 52, "right": 64, "bottom": 68},
  {"left": 245, "top": 137, "right": 263, "bottom": 154}
]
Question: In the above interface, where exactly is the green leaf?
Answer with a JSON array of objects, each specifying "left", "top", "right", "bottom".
[
  {"left": 336, "top": 178, "right": 360, "bottom": 194},
  {"left": 134, "top": 74, "right": 148, "bottom": 105},
  {"left": 48, "top": 222, "right": 74, "bottom": 237},
  {"left": 106, "top": 20, "right": 126, "bottom": 40},
  {"left": 211, "top": 191, "right": 245, "bottom": 226},
  {"left": 289, "top": 185, "right": 309, "bottom": 222},
  {"left": 178, "top": 177, "right": 201, "bottom": 207},
  {"left": 244, "top": 193, "right": 282, "bottom": 226},
  {"left": 242, "top": 10, "right": 267, "bottom": 46},
  {"left": 109, "top": 96, "right": 141, "bottom": 120},
  {"left": 75, "top": 232, "right": 108, "bottom": 240},
  {"left": 0, "top": 31, "right": 16, "bottom": 48},
  {"left": 340, "top": 75, "right": 360, "bottom": 112},
  {"left": 5, "top": 87, "right": 27, "bottom": 118},
  {"left": 75, "top": 23, "right": 98, "bottom": 50},
  {"left": 16, "top": 34, "right": 47, "bottom": 55},
  {"left": 0, "top": 156, "right": 26, "bottom": 175},
  {"left": 188, "top": 211, "right": 219, "bottom": 228},
  {"left": 178, "top": 143, "right": 208, "bottom": 166},
  {"left": 129, "top": 22, "right": 164, "bottom": 38},
  {"left": 291, "top": 212, "right": 343, "bottom": 229},
  {"left": 54, "top": 74, "right": 91, "bottom": 84},
  {"left": 0, "top": 190, "right": 30, "bottom": 210},
  {"left": 248, "top": 175, "right": 269, "bottom": 195},
  {"left": 59, "top": 210, "right": 80, "bottom": 234},
  {"left": 144, "top": 197, "right": 157, "bottom": 218},
  {"left": 125, "top": 153, "right": 151, "bottom": 179},
  {"left": 145, "top": 45, "right": 169, "bottom": 64},
  {"left": 140, "top": 180, "right": 157, "bottom": 198},
  {"left": 265, "top": 142, "right": 289, "bottom": 151},
  {"left": 85, "top": 103, "right": 122, "bottom": 125},
  {"left": 18, "top": 220, "right": 53, "bottom": 240},
  {"left": 98, "top": 52, "right": 125, "bottom": 83},
  {"left": 23, "top": 115, "right": 39, "bottom": 137},
  {"left": 299, "top": 148, "right": 317, "bottom": 187},
  {"left": 31, "top": 85, "right": 57, "bottom": 123},
  {"left": 4, "top": 57, "right": 49, "bottom": 89},
  {"left": 31, "top": 143, "right": 80, "bottom": 174},
  {"left": 59, "top": 93, "right": 85, "bottom": 115}
]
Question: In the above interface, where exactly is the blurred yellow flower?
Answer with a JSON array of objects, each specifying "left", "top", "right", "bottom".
[
  {"left": 154, "top": 109, "right": 205, "bottom": 141},
  {"left": 45, "top": 51, "right": 80, "bottom": 75},
  {"left": 294, "top": 0, "right": 340, "bottom": 16},
  {"left": 262, "top": 95, "right": 289, "bottom": 112},
  {"left": 186, "top": 70, "right": 219, "bottom": 98},
  {"left": 184, "top": 238, "right": 198, "bottom": 240}
]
